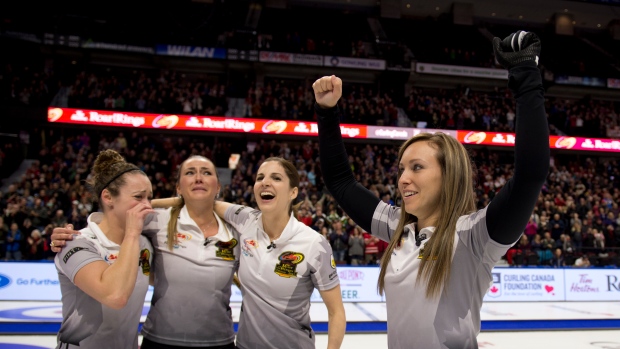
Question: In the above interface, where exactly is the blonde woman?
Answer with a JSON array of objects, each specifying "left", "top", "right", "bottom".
[
  {"left": 52, "top": 155, "right": 240, "bottom": 349},
  {"left": 313, "top": 30, "right": 549, "bottom": 348}
]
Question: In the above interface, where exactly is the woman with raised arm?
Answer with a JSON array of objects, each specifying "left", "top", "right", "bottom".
[
  {"left": 51, "top": 155, "right": 240, "bottom": 349},
  {"left": 313, "top": 30, "right": 549, "bottom": 348},
  {"left": 54, "top": 149, "right": 154, "bottom": 348}
]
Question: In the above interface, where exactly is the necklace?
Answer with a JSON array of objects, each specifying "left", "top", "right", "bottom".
[
  {"left": 199, "top": 218, "right": 218, "bottom": 234},
  {"left": 270, "top": 232, "right": 283, "bottom": 242}
]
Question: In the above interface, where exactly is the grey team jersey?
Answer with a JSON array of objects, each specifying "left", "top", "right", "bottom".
[
  {"left": 371, "top": 201, "right": 512, "bottom": 349},
  {"left": 224, "top": 205, "right": 339, "bottom": 349},
  {"left": 54, "top": 212, "right": 153, "bottom": 349},
  {"left": 140, "top": 206, "right": 240, "bottom": 347}
]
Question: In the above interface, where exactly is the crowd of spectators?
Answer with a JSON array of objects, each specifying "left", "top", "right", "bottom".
[
  {"left": 1, "top": 125, "right": 618, "bottom": 267},
  {"left": 3, "top": 61, "right": 619, "bottom": 139},
  {"left": 1, "top": 22, "right": 619, "bottom": 266}
]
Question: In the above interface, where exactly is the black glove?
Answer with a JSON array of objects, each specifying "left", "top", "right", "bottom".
[{"left": 493, "top": 30, "right": 541, "bottom": 69}]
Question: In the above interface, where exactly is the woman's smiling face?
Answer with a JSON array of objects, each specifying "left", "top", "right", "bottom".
[
  {"left": 398, "top": 141, "right": 443, "bottom": 228},
  {"left": 254, "top": 161, "right": 297, "bottom": 215}
]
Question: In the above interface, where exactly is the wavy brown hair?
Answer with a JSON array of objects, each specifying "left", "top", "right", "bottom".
[
  {"left": 86, "top": 149, "right": 143, "bottom": 206},
  {"left": 378, "top": 133, "right": 476, "bottom": 299}
]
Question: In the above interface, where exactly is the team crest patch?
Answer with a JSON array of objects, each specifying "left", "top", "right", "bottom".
[
  {"left": 274, "top": 251, "right": 305, "bottom": 278},
  {"left": 216, "top": 239, "right": 238, "bottom": 261},
  {"left": 139, "top": 249, "right": 151, "bottom": 276},
  {"left": 330, "top": 254, "right": 336, "bottom": 269},
  {"left": 63, "top": 247, "right": 87, "bottom": 263}
]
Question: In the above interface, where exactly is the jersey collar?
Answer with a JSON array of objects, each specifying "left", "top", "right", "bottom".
[
  {"left": 257, "top": 212, "right": 299, "bottom": 244},
  {"left": 178, "top": 205, "right": 232, "bottom": 241},
  {"left": 84, "top": 212, "right": 118, "bottom": 248}
]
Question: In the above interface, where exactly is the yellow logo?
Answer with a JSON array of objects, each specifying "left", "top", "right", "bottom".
[
  {"left": 139, "top": 249, "right": 151, "bottom": 275},
  {"left": 274, "top": 251, "right": 305, "bottom": 278},
  {"left": 216, "top": 238, "right": 238, "bottom": 261},
  {"left": 417, "top": 247, "right": 438, "bottom": 260}
]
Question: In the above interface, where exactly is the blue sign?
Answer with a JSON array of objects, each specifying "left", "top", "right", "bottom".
[{"left": 0, "top": 274, "right": 11, "bottom": 289}]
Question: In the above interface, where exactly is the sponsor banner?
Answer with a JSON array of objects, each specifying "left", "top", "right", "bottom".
[
  {"left": 292, "top": 53, "right": 324, "bottom": 66},
  {"left": 0, "top": 263, "right": 62, "bottom": 301},
  {"left": 332, "top": 267, "right": 384, "bottom": 302},
  {"left": 324, "top": 56, "right": 386, "bottom": 70},
  {"left": 309, "top": 267, "right": 384, "bottom": 302},
  {"left": 155, "top": 44, "right": 227, "bottom": 59},
  {"left": 564, "top": 269, "right": 620, "bottom": 301},
  {"left": 413, "top": 128, "right": 457, "bottom": 138},
  {"left": 555, "top": 75, "right": 607, "bottom": 87},
  {"left": 82, "top": 41, "right": 155, "bottom": 54},
  {"left": 367, "top": 127, "right": 457, "bottom": 140},
  {"left": 259, "top": 51, "right": 294, "bottom": 64},
  {"left": 2, "top": 30, "right": 41, "bottom": 43},
  {"left": 47, "top": 108, "right": 366, "bottom": 138},
  {"left": 368, "top": 126, "right": 413, "bottom": 140},
  {"left": 227, "top": 48, "right": 259, "bottom": 61},
  {"left": 0, "top": 263, "right": 157, "bottom": 301},
  {"left": 484, "top": 268, "right": 565, "bottom": 302},
  {"left": 456, "top": 130, "right": 515, "bottom": 147},
  {"left": 416, "top": 62, "right": 508, "bottom": 80},
  {"left": 231, "top": 285, "right": 242, "bottom": 302},
  {"left": 43, "top": 33, "right": 81, "bottom": 48},
  {"left": 48, "top": 108, "right": 620, "bottom": 152},
  {"left": 456, "top": 132, "right": 620, "bottom": 153},
  {"left": 608, "top": 78, "right": 620, "bottom": 89},
  {"left": 258, "top": 51, "right": 323, "bottom": 66},
  {"left": 0, "top": 264, "right": 617, "bottom": 302},
  {"left": 550, "top": 136, "right": 620, "bottom": 153}
]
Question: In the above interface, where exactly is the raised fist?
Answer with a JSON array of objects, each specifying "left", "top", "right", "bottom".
[{"left": 493, "top": 30, "right": 541, "bottom": 69}]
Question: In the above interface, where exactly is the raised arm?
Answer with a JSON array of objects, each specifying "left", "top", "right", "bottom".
[
  {"left": 314, "top": 76, "right": 381, "bottom": 233},
  {"left": 214, "top": 200, "right": 235, "bottom": 220},
  {"left": 486, "top": 31, "right": 550, "bottom": 244}
]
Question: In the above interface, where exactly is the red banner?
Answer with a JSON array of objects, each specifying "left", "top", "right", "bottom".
[
  {"left": 456, "top": 131, "right": 515, "bottom": 147},
  {"left": 47, "top": 108, "right": 366, "bottom": 138},
  {"left": 48, "top": 108, "right": 619, "bottom": 152}
]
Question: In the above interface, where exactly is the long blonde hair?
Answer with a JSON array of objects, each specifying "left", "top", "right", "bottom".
[
  {"left": 378, "top": 132, "right": 476, "bottom": 299},
  {"left": 167, "top": 155, "right": 220, "bottom": 251}
]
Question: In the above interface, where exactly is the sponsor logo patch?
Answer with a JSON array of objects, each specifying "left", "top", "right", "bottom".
[
  {"left": 274, "top": 251, "right": 304, "bottom": 278},
  {"left": 63, "top": 247, "right": 87, "bottom": 263},
  {"left": 139, "top": 249, "right": 151, "bottom": 276},
  {"left": 216, "top": 239, "right": 238, "bottom": 261}
]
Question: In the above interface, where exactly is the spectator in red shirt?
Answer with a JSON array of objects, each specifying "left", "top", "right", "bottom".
[{"left": 363, "top": 231, "right": 379, "bottom": 265}]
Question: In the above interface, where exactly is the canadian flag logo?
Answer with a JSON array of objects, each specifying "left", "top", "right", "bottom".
[{"left": 487, "top": 272, "right": 502, "bottom": 298}]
